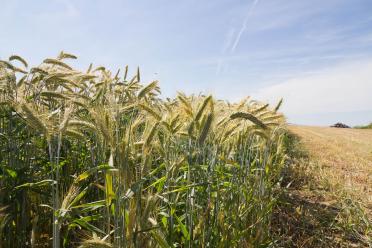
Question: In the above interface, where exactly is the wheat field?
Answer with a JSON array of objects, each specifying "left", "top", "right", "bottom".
[{"left": 0, "top": 53, "right": 286, "bottom": 247}]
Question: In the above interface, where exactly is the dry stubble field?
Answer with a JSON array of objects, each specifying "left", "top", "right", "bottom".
[{"left": 289, "top": 125, "right": 372, "bottom": 211}]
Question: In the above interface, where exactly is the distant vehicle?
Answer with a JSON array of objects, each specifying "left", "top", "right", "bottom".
[{"left": 330, "top": 122, "right": 350, "bottom": 128}]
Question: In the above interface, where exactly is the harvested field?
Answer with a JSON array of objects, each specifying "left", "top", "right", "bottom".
[
  {"left": 272, "top": 125, "right": 372, "bottom": 247},
  {"left": 289, "top": 125, "right": 372, "bottom": 210}
]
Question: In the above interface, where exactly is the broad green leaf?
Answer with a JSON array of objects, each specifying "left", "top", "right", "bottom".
[
  {"left": 72, "top": 218, "right": 105, "bottom": 235},
  {"left": 144, "top": 176, "right": 166, "bottom": 191},
  {"left": 6, "top": 169, "right": 17, "bottom": 178},
  {"left": 68, "top": 186, "right": 88, "bottom": 208},
  {"left": 77, "top": 164, "right": 117, "bottom": 182},
  {"left": 15, "top": 179, "right": 56, "bottom": 190},
  {"left": 71, "top": 200, "right": 105, "bottom": 209},
  {"left": 175, "top": 214, "right": 190, "bottom": 241}
]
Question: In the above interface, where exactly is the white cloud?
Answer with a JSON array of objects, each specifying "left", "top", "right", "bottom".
[{"left": 253, "top": 59, "right": 372, "bottom": 118}]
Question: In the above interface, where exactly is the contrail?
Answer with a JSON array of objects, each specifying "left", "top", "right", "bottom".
[
  {"left": 230, "top": 0, "right": 259, "bottom": 52},
  {"left": 216, "top": 59, "right": 223, "bottom": 75},
  {"left": 216, "top": 0, "right": 259, "bottom": 75}
]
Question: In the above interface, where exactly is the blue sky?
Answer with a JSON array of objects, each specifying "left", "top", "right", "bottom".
[{"left": 1, "top": 0, "right": 372, "bottom": 125}]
